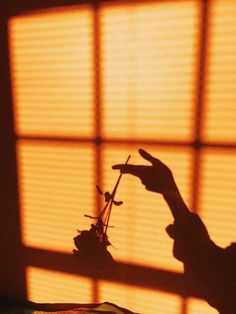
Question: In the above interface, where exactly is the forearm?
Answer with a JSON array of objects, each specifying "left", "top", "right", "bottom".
[{"left": 162, "top": 183, "right": 190, "bottom": 221}]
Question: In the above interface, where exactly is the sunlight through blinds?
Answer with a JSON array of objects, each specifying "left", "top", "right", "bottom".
[
  {"left": 9, "top": 1, "right": 236, "bottom": 314},
  {"left": 188, "top": 298, "right": 218, "bottom": 314},
  {"left": 200, "top": 149, "right": 236, "bottom": 248},
  {"left": 17, "top": 140, "right": 95, "bottom": 253},
  {"left": 8, "top": 6, "right": 94, "bottom": 138},
  {"left": 100, "top": 1, "right": 199, "bottom": 141},
  {"left": 100, "top": 281, "right": 181, "bottom": 314},
  {"left": 27, "top": 266, "right": 93, "bottom": 303},
  {"left": 204, "top": 0, "right": 236, "bottom": 142}
]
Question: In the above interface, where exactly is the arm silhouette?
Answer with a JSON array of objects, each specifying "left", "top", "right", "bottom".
[{"left": 113, "top": 149, "right": 236, "bottom": 313}]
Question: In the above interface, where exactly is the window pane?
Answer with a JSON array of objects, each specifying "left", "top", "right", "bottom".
[
  {"left": 27, "top": 266, "right": 93, "bottom": 303},
  {"left": 17, "top": 140, "right": 95, "bottom": 252},
  {"left": 101, "top": 1, "right": 199, "bottom": 140},
  {"left": 9, "top": 6, "right": 94, "bottom": 138},
  {"left": 102, "top": 145, "right": 192, "bottom": 272},
  {"left": 200, "top": 149, "right": 236, "bottom": 247},
  {"left": 100, "top": 281, "right": 181, "bottom": 314},
  {"left": 188, "top": 298, "right": 218, "bottom": 314},
  {"left": 204, "top": 0, "right": 236, "bottom": 142}
]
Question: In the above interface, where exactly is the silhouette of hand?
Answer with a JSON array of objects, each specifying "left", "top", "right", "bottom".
[{"left": 112, "top": 149, "right": 177, "bottom": 194}]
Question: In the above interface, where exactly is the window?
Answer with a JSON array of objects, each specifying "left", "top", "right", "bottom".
[{"left": 8, "top": 0, "right": 236, "bottom": 313}]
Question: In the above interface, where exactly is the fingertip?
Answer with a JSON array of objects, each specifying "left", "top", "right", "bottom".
[
  {"left": 112, "top": 165, "right": 117, "bottom": 169},
  {"left": 165, "top": 224, "right": 175, "bottom": 238},
  {"left": 139, "top": 148, "right": 155, "bottom": 163},
  {"left": 112, "top": 165, "right": 125, "bottom": 174},
  {"left": 138, "top": 148, "right": 145, "bottom": 154},
  {"left": 138, "top": 148, "right": 148, "bottom": 159}
]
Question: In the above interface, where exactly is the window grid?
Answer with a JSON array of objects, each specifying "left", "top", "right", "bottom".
[{"left": 8, "top": 0, "right": 236, "bottom": 313}]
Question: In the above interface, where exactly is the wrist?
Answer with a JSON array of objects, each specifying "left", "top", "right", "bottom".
[
  {"left": 162, "top": 185, "right": 189, "bottom": 220},
  {"left": 162, "top": 183, "right": 180, "bottom": 199}
]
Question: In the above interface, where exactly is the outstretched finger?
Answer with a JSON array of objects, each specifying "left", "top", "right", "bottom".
[
  {"left": 139, "top": 149, "right": 167, "bottom": 169},
  {"left": 139, "top": 149, "right": 157, "bottom": 165},
  {"left": 112, "top": 164, "right": 145, "bottom": 178}
]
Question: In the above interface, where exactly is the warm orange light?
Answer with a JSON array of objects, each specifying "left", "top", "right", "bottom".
[
  {"left": 99, "top": 281, "right": 181, "bottom": 314},
  {"left": 8, "top": 0, "right": 236, "bottom": 313},
  {"left": 17, "top": 140, "right": 95, "bottom": 253},
  {"left": 187, "top": 297, "right": 218, "bottom": 314},
  {"left": 27, "top": 266, "right": 93, "bottom": 303},
  {"left": 200, "top": 149, "right": 236, "bottom": 247},
  {"left": 204, "top": 0, "right": 236, "bottom": 142},
  {"left": 100, "top": 1, "right": 199, "bottom": 141},
  {"left": 8, "top": 5, "right": 94, "bottom": 138}
]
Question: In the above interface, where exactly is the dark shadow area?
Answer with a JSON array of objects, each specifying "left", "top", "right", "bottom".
[
  {"left": 0, "top": 297, "right": 136, "bottom": 314},
  {"left": 24, "top": 247, "right": 185, "bottom": 295},
  {"left": 0, "top": 11, "right": 27, "bottom": 300},
  {"left": 1, "top": 0, "right": 179, "bottom": 17}
]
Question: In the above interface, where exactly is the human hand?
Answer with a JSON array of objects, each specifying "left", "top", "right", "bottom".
[{"left": 112, "top": 149, "right": 177, "bottom": 194}]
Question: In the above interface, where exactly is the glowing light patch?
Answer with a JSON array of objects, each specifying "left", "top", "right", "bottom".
[
  {"left": 8, "top": 5, "right": 94, "bottom": 138},
  {"left": 99, "top": 281, "right": 181, "bottom": 314},
  {"left": 100, "top": 1, "right": 199, "bottom": 141},
  {"left": 27, "top": 266, "right": 93, "bottom": 303},
  {"left": 17, "top": 140, "right": 95, "bottom": 253}
]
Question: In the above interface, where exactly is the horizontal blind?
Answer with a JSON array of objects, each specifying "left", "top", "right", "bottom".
[
  {"left": 201, "top": 0, "right": 236, "bottom": 254},
  {"left": 9, "top": 5, "right": 94, "bottom": 138},
  {"left": 188, "top": 298, "right": 218, "bottom": 314},
  {"left": 17, "top": 140, "right": 95, "bottom": 253},
  {"left": 9, "top": 1, "right": 236, "bottom": 313},
  {"left": 27, "top": 267, "right": 93, "bottom": 303},
  {"left": 200, "top": 149, "right": 236, "bottom": 247},
  {"left": 100, "top": 1, "right": 199, "bottom": 141},
  {"left": 204, "top": 0, "right": 236, "bottom": 142},
  {"left": 100, "top": 281, "right": 181, "bottom": 314}
]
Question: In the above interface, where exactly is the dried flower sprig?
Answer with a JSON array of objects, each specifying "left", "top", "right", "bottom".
[{"left": 73, "top": 155, "right": 131, "bottom": 260}]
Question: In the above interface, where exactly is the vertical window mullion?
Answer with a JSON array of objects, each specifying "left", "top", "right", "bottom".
[{"left": 190, "top": 0, "right": 210, "bottom": 215}]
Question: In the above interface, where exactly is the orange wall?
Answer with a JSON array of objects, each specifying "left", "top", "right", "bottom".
[{"left": 1, "top": 1, "right": 236, "bottom": 313}]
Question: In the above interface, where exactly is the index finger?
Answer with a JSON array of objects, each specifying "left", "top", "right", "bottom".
[
  {"left": 139, "top": 149, "right": 168, "bottom": 169},
  {"left": 112, "top": 164, "right": 146, "bottom": 178},
  {"left": 139, "top": 149, "right": 157, "bottom": 165}
]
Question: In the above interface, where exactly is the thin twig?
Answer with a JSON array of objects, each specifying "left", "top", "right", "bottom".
[{"left": 103, "top": 155, "right": 131, "bottom": 233}]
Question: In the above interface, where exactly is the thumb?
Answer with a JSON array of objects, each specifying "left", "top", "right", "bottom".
[
  {"left": 139, "top": 149, "right": 157, "bottom": 165},
  {"left": 165, "top": 224, "right": 177, "bottom": 239}
]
